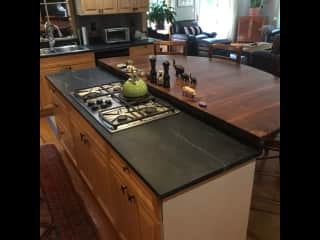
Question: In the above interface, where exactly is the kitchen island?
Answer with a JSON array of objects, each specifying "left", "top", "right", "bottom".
[{"left": 46, "top": 61, "right": 266, "bottom": 240}]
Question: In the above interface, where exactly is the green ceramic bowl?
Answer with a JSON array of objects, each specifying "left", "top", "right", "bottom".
[{"left": 122, "top": 78, "right": 148, "bottom": 98}]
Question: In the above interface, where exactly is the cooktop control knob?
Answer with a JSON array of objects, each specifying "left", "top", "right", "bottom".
[
  {"left": 87, "top": 101, "right": 95, "bottom": 106},
  {"left": 104, "top": 99, "right": 112, "bottom": 105},
  {"left": 101, "top": 100, "right": 112, "bottom": 109},
  {"left": 91, "top": 105, "right": 99, "bottom": 111},
  {"left": 96, "top": 99, "right": 103, "bottom": 105}
]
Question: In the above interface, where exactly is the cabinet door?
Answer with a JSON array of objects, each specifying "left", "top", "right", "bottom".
[
  {"left": 40, "top": 67, "right": 61, "bottom": 111},
  {"left": 87, "top": 138, "right": 116, "bottom": 225},
  {"left": 118, "top": 0, "right": 133, "bottom": 13},
  {"left": 70, "top": 120, "right": 93, "bottom": 190},
  {"left": 101, "top": 0, "right": 117, "bottom": 14},
  {"left": 56, "top": 118, "right": 76, "bottom": 164},
  {"left": 79, "top": 0, "right": 101, "bottom": 15},
  {"left": 109, "top": 166, "right": 141, "bottom": 240},
  {"left": 133, "top": 0, "right": 148, "bottom": 12},
  {"left": 138, "top": 205, "right": 161, "bottom": 240}
]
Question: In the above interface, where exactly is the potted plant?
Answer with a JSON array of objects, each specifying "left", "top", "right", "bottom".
[
  {"left": 249, "top": 0, "right": 263, "bottom": 16},
  {"left": 147, "top": 1, "right": 176, "bottom": 30}
]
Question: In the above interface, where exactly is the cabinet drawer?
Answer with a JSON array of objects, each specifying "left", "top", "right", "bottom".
[
  {"left": 109, "top": 149, "right": 161, "bottom": 220},
  {"left": 40, "top": 52, "right": 95, "bottom": 69},
  {"left": 129, "top": 44, "right": 154, "bottom": 57}
]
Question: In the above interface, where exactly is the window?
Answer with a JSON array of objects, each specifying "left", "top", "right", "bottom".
[
  {"left": 40, "top": 0, "right": 75, "bottom": 42},
  {"left": 198, "top": 0, "right": 238, "bottom": 40}
]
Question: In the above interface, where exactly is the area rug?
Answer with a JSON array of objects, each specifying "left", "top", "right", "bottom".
[{"left": 40, "top": 144, "right": 99, "bottom": 240}]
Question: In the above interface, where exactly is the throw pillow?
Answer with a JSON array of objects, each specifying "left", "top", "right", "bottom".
[
  {"left": 184, "top": 26, "right": 191, "bottom": 35},
  {"left": 189, "top": 26, "right": 196, "bottom": 35},
  {"left": 194, "top": 26, "right": 202, "bottom": 35}
]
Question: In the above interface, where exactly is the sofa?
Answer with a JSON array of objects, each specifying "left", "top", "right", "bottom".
[
  {"left": 249, "top": 29, "right": 280, "bottom": 76},
  {"left": 170, "top": 20, "right": 231, "bottom": 56}
]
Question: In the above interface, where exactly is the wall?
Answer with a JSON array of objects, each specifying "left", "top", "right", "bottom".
[
  {"left": 170, "top": 0, "right": 279, "bottom": 24},
  {"left": 75, "top": 13, "right": 143, "bottom": 42},
  {"left": 170, "top": 0, "right": 196, "bottom": 21}
]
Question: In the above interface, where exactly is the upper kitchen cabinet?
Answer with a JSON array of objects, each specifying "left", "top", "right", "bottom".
[
  {"left": 76, "top": 0, "right": 101, "bottom": 15},
  {"left": 118, "top": 0, "right": 133, "bottom": 13},
  {"left": 74, "top": 0, "right": 117, "bottom": 15},
  {"left": 74, "top": 0, "right": 148, "bottom": 15},
  {"left": 101, "top": 0, "right": 118, "bottom": 14},
  {"left": 133, "top": 0, "right": 149, "bottom": 12}
]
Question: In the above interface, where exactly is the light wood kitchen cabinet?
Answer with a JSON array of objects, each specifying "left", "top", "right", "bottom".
[
  {"left": 75, "top": 0, "right": 117, "bottom": 15},
  {"left": 109, "top": 165, "right": 141, "bottom": 240},
  {"left": 40, "top": 52, "right": 95, "bottom": 115},
  {"left": 70, "top": 119, "right": 92, "bottom": 187},
  {"left": 118, "top": 0, "right": 133, "bottom": 13},
  {"left": 49, "top": 87, "right": 76, "bottom": 163},
  {"left": 133, "top": 0, "right": 149, "bottom": 12},
  {"left": 77, "top": 0, "right": 101, "bottom": 15},
  {"left": 74, "top": 0, "right": 148, "bottom": 15},
  {"left": 101, "top": 0, "right": 118, "bottom": 14}
]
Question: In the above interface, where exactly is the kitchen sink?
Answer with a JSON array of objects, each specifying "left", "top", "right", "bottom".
[{"left": 40, "top": 45, "right": 89, "bottom": 56}]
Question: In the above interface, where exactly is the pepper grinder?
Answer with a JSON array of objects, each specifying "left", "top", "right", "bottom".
[
  {"left": 163, "top": 60, "right": 170, "bottom": 88},
  {"left": 149, "top": 55, "right": 157, "bottom": 84}
]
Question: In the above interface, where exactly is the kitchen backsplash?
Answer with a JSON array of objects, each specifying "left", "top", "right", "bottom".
[{"left": 76, "top": 13, "right": 143, "bottom": 41}]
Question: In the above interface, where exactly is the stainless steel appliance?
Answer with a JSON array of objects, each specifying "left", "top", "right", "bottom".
[
  {"left": 70, "top": 82, "right": 180, "bottom": 133},
  {"left": 104, "top": 27, "right": 130, "bottom": 44}
]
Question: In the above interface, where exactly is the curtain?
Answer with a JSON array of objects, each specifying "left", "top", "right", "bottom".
[{"left": 198, "top": 0, "right": 238, "bottom": 40}]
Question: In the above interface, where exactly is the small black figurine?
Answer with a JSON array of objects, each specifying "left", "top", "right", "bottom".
[
  {"left": 149, "top": 55, "right": 157, "bottom": 84},
  {"left": 189, "top": 73, "right": 197, "bottom": 85},
  {"left": 163, "top": 60, "right": 170, "bottom": 88},
  {"left": 173, "top": 59, "right": 184, "bottom": 77},
  {"left": 181, "top": 72, "right": 190, "bottom": 83}
]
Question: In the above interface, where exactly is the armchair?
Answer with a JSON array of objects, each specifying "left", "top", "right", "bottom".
[
  {"left": 170, "top": 20, "right": 217, "bottom": 56},
  {"left": 250, "top": 33, "right": 280, "bottom": 76}
]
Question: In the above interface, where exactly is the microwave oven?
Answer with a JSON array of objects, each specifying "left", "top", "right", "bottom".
[{"left": 104, "top": 27, "right": 130, "bottom": 44}]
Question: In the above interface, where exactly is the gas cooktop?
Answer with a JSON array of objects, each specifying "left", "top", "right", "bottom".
[{"left": 70, "top": 82, "right": 180, "bottom": 133}]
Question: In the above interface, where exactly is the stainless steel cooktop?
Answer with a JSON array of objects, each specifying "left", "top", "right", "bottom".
[{"left": 70, "top": 82, "right": 180, "bottom": 133}]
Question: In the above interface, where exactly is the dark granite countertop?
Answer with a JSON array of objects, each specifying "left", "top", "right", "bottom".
[
  {"left": 40, "top": 38, "right": 156, "bottom": 58},
  {"left": 46, "top": 67, "right": 260, "bottom": 199}
]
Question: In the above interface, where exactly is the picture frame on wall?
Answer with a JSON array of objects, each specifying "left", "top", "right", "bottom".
[{"left": 177, "top": 0, "right": 193, "bottom": 7}]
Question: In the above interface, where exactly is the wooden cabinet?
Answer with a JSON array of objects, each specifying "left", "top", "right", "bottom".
[
  {"left": 129, "top": 44, "right": 154, "bottom": 57},
  {"left": 237, "top": 16, "right": 266, "bottom": 43},
  {"left": 50, "top": 87, "right": 76, "bottom": 163},
  {"left": 40, "top": 52, "right": 95, "bottom": 115},
  {"left": 133, "top": 0, "right": 149, "bottom": 12},
  {"left": 118, "top": 0, "right": 133, "bottom": 13},
  {"left": 75, "top": 0, "right": 117, "bottom": 15},
  {"left": 101, "top": 0, "right": 118, "bottom": 14},
  {"left": 78, "top": 0, "right": 101, "bottom": 15},
  {"left": 109, "top": 165, "right": 141, "bottom": 240},
  {"left": 74, "top": 0, "right": 148, "bottom": 15}
]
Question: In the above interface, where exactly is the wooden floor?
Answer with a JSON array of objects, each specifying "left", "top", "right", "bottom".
[{"left": 40, "top": 116, "right": 280, "bottom": 240}]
